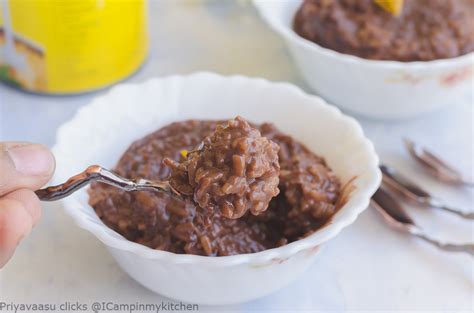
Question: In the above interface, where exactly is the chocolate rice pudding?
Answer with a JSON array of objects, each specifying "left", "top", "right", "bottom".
[
  {"left": 293, "top": 0, "right": 474, "bottom": 61},
  {"left": 88, "top": 119, "right": 341, "bottom": 256},
  {"left": 164, "top": 117, "right": 280, "bottom": 220}
]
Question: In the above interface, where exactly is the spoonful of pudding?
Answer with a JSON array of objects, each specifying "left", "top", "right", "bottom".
[
  {"left": 35, "top": 117, "right": 281, "bottom": 219},
  {"left": 163, "top": 116, "right": 280, "bottom": 219}
]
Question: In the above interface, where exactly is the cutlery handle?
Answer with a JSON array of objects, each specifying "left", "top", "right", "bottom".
[
  {"left": 413, "top": 231, "right": 474, "bottom": 256},
  {"left": 429, "top": 199, "right": 474, "bottom": 220},
  {"left": 36, "top": 165, "right": 122, "bottom": 201},
  {"left": 439, "top": 205, "right": 474, "bottom": 219},
  {"left": 35, "top": 165, "right": 172, "bottom": 201}
]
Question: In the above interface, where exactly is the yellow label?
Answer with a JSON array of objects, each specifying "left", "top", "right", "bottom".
[
  {"left": 374, "top": 0, "right": 404, "bottom": 16},
  {"left": 0, "top": 0, "right": 148, "bottom": 93}
]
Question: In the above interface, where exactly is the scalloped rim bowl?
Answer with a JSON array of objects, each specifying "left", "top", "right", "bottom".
[
  {"left": 54, "top": 72, "right": 381, "bottom": 304},
  {"left": 253, "top": 0, "right": 474, "bottom": 119}
]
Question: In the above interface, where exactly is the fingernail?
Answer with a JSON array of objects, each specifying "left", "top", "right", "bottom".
[{"left": 8, "top": 144, "right": 55, "bottom": 176}]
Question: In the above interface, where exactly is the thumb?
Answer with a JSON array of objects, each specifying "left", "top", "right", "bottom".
[{"left": 0, "top": 142, "right": 55, "bottom": 196}]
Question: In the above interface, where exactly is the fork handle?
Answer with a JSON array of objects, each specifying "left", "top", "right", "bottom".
[{"left": 35, "top": 165, "right": 173, "bottom": 201}]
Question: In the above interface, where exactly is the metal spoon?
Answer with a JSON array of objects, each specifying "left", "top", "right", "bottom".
[
  {"left": 35, "top": 165, "right": 182, "bottom": 201},
  {"left": 404, "top": 138, "right": 473, "bottom": 187},
  {"left": 35, "top": 144, "right": 206, "bottom": 202},
  {"left": 371, "top": 188, "right": 474, "bottom": 256},
  {"left": 380, "top": 164, "right": 474, "bottom": 219}
]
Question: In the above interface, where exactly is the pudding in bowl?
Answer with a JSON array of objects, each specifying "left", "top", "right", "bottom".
[
  {"left": 293, "top": 0, "right": 474, "bottom": 62},
  {"left": 53, "top": 73, "right": 381, "bottom": 304},
  {"left": 88, "top": 116, "right": 342, "bottom": 256},
  {"left": 253, "top": 0, "right": 474, "bottom": 119}
]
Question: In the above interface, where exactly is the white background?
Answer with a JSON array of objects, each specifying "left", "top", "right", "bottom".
[{"left": 0, "top": 1, "right": 473, "bottom": 312}]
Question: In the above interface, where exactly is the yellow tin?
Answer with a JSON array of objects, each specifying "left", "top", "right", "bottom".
[{"left": 0, "top": 0, "right": 148, "bottom": 94}]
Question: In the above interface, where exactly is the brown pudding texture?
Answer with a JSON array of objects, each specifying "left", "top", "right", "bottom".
[
  {"left": 164, "top": 116, "right": 280, "bottom": 220},
  {"left": 88, "top": 120, "right": 341, "bottom": 256},
  {"left": 293, "top": 0, "right": 474, "bottom": 61}
]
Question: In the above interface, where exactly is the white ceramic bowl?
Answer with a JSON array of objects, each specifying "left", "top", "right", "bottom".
[
  {"left": 253, "top": 0, "right": 474, "bottom": 119},
  {"left": 54, "top": 72, "right": 381, "bottom": 305}
]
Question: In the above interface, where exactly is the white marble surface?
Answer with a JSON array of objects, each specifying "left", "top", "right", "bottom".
[{"left": 0, "top": 1, "right": 473, "bottom": 312}]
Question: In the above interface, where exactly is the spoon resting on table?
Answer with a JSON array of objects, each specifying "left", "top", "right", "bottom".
[
  {"left": 380, "top": 164, "right": 474, "bottom": 219},
  {"left": 404, "top": 138, "right": 474, "bottom": 187},
  {"left": 371, "top": 188, "right": 474, "bottom": 256}
]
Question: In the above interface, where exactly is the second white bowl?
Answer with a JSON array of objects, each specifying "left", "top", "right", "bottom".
[{"left": 253, "top": 0, "right": 474, "bottom": 119}]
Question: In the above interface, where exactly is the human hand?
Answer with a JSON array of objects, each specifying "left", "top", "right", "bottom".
[{"left": 0, "top": 142, "right": 55, "bottom": 268}]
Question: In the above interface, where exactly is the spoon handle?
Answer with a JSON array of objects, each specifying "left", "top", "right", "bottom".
[
  {"left": 371, "top": 190, "right": 474, "bottom": 256},
  {"left": 437, "top": 205, "right": 474, "bottom": 219},
  {"left": 428, "top": 199, "right": 474, "bottom": 220},
  {"left": 35, "top": 165, "right": 175, "bottom": 201},
  {"left": 412, "top": 230, "right": 474, "bottom": 256}
]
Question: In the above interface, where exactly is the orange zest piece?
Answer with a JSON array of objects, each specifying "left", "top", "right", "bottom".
[{"left": 374, "top": 0, "right": 404, "bottom": 16}]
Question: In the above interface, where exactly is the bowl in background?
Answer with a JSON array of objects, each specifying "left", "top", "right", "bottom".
[
  {"left": 53, "top": 72, "right": 381, "bottom": 304},
  {"left": 253, "top": 0, "right": 474, "bottom": 119}
]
